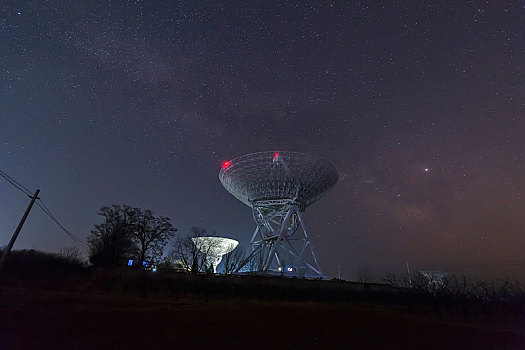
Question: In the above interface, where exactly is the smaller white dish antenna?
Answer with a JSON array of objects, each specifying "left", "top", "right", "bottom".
[{"left": 191, "top": 237, "right": 239, "bottom": 273}]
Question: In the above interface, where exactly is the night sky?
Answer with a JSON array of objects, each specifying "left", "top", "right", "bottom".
[{"left": 2, "top": 1, "right": 525, "bottom": 280}]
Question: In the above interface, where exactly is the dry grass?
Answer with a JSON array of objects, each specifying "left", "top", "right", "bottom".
[{"left": 1, "top": 250, "right": 525, "bottom": 349}]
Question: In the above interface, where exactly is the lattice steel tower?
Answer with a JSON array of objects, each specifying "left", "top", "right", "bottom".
[{"left": 219, "top": 151, "right": 338, "bottom": 278}]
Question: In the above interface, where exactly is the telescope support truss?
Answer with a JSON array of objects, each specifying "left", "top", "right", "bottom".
[{"left": 235, "top": 199, "right": 324, "bottom": 278}]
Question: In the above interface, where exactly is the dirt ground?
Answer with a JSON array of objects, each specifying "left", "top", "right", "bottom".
[{"left": 1, "top": 286, "right": 525, "bottom": 350}]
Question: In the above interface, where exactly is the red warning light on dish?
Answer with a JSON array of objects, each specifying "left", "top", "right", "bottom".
[{"left": 222, "top": 161, "right": 231, "bottom": 169}]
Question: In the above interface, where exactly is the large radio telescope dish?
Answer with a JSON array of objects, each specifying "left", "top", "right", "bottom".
[
  {"left": 219, "top": 151, "right": 338, "bottom": 210},
  {"left": 219, "top": 151, "right": 338, "bottom": 278},
  {"left": 191, "top": 237, "right": 239, "bottom": 273}
]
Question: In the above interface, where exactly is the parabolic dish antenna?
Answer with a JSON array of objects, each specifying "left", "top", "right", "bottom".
[
  {"left": 191, "top": 237, "right": 239, "bottom": 273},
  {"left": 219, "top": 151, "right": 338, "bottom": 278}
]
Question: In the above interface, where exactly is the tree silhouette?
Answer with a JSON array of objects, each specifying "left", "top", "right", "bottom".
[
  {"left": 87, "top": 205, "right": 176, "bottom": 266},
  {"left": 356, "top": 266, "right": 372, "bottom": 283},
  {"left": 169, "top": 227, "right": 218, "bottom": 273},
  {"left": 131, "top": 208, "right": 177, "bottom": 266},
  {"left": 222, "top": 245, "right": 245, "bottom": 274},
  {"left": 88, "top": 205, "right": 136, "bottom": 266}
]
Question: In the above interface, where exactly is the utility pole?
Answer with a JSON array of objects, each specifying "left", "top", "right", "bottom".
[{"left": 0, "top": 189, "right": 40, "bottom": 273}]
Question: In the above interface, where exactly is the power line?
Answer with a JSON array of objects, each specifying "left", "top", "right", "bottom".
[
  {"left": 0, "top": 169, "right": 32, "bottom": 194},
  {"left": 36, "top": 199, "right": 89, "bottom": 248},
  {"left": 0, "top": 170, "right": 32, "bottom": 197},
  {"left": 0, "top": 168, "right": 89, "bottom": 249}
]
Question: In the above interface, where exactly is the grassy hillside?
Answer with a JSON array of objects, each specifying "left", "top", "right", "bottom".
[{"left": 1, "top": 249, "right": 524, "bottom": 349}]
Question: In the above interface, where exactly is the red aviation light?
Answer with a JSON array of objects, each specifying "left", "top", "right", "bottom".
[
  {"left": 273, "top": 152, "right": 279, "bottom": 161},
  {"left": 222, "top": 161, "right": 231, "bottom": 169}
]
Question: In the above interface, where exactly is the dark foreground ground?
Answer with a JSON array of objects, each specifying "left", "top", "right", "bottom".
[{"left": 1, "top": 284, "right": 525, "bottom": 350}]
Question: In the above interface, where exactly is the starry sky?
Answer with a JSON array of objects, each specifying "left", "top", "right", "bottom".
[{"left": 1, "top": 1, "right": 525, "bottom": 281}]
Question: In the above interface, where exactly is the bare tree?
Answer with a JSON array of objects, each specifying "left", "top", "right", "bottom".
[
  {"left": 169, "top": 227, "right": 214, "bottom": 273},
  {"left": 222, "top": 245, "right": 246, "bottom": 274},
  {"left": 87, "top": 205, "right": 176, "bottom": 267},
  {"left": 243, "top": 248, "right": 265, "bottom": 274},
  {"left": 131, "top": 208, "right": 177, "bottom": 266},
  {"left": 356, "top": 266, "right": 371, "bottom": 283},
  {"left": 383, "top": 271, "right": 401, "bottom": 288},
  {"left": 59, "top": 246, "right": 85, "bottom": 265},
  {"left": 87, "top": 205, "right": 137, "bottom": 266}
]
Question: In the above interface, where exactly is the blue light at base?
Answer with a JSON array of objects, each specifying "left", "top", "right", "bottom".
[{"left": 128, "top": 259, "right": 134, "bottom": 266}]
